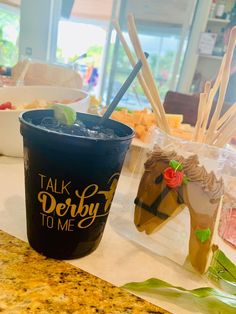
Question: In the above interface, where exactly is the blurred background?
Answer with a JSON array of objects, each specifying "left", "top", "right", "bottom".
[{"left": 0, "top": 0, "right": 235, "bottom": 110}]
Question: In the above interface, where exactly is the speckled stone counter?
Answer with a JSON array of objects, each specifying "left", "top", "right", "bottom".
[{"left": 0, "top": 230, "right": 170, "bottom": 314}]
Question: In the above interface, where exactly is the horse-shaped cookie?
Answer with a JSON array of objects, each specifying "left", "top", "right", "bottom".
[{"left": 134, "top": 146, "right": 224, "bottom": 273}]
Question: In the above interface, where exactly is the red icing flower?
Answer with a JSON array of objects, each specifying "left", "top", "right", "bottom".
[{"left": 163, "top": 167, "right": 184, "bottom": 188}]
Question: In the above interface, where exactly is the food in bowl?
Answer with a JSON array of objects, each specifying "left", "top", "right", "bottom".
[
  {"left": 0, "top": 97, "right": 84, "bottom": 111},
  {"left": 0, "top": 85, "right": 89, "bottom": 112},
  {"left": 0, "top": 86, "right": 90, "bottom": 157},
  {"left": 0, "top": 101, "right": 14, "bottom": 110}
]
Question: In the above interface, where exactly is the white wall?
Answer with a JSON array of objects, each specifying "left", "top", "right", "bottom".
[{"left": 18, "top": 0, "right": 62, "bottom": 62}]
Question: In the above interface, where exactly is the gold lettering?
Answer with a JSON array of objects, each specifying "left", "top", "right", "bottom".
[
  {"left": 65, "top": 198, "right": 77, "bottom": 216},
  {"left": 98, "top": 178, "right": 118, "bottom": 212},
  {"left": 76, "top": 203, "right": 100, "bottom": 228},
  {"left": 38, "top": 191, "right": 56, "bottom": 213},
  {"left": 55, "top": 202, "right": 68, "bottom": 217},
  {"left": 47, "top": 216, "right": 54, "bottom": 228},
  {"left": 54, "top": 178, "right": 58, "bottom": 193},
  {"left": 58, "top": 218, "right": 75, "bottom": 231},
  {"left": 57, "top": 218, "right": 74, "bottom": 231},
  {"left": 89, "top": 202, "right": 99, "bottom": 217},
  {"left": 75, "top": 184, "right": 99, "bottom": 199},
  {"left": 68, "top": 219, "right": 74, "bottom": 231},
  {"left": 78, "top": 212, "right": 108, "bottom": 228},
  {"left": 74, "top": 184, "right": 99, "bottom": 217},
  {"left": 46, "top": 178, "right": 54, "bottom": 192},
  {"left": 37, "top": 177, "right": 118, "bottom": 230},
  {"left": 38, "top": 173, "right": 46, "bottom": 189},
  {"left": 58, "top": 218, "right": 67, "bottom": 230},
  {"left": 40, "top": 213, "right": 47, "bottom": 226},
  {"left": 61, "top": 180, "right": 71, "bottom": 195},
  {"left": 79, "top": 204, "right": 89, "bottom": 217},
  {"left": 40, "top": 212, "right": 54, "bottom": 228}
]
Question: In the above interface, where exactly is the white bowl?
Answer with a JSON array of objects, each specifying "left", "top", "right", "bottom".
[{"left": 0, "top": 86, "right": 90, "bottom": 157}]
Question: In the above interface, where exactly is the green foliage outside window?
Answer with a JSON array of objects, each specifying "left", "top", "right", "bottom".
[
  {"left": 112, "top": 46, "right": 175, "bottom": 100},
  {"left": 0, "top": 8, "right": 19, "bottom": 67}
]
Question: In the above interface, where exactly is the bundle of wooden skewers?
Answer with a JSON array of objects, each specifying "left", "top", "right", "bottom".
[{"left": 113, "top": 14, "right": 236, "bottom": 148}]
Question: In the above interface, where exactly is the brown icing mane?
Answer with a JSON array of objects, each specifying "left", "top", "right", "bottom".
[{"left": 144, "top": 145, "right": 224, "bottom": 200}]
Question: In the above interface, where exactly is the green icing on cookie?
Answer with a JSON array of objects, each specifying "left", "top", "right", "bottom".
[
  {"left": 169, "top": 159, "right": 183, "bottom": 171},
  {"left": 195, "top": 228, "right": 211, "bottom": 243}
]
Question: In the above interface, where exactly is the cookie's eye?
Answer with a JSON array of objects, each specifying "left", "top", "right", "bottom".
[{"left": 155, "top": 173, "right": 163, "bottom": 184}]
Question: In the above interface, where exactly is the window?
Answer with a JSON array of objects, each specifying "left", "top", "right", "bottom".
[
  {"left": 104, "top": 25, "right": 187, "bottom": 110},
  {"left": 0, "top": 3, "right": 19, "bottom": 67},
  {"left": 56, "top": 19, "right": 107, "bottom": 92},
  {"left": 103, "top": 0, "right": 197, "bottom": 110}
]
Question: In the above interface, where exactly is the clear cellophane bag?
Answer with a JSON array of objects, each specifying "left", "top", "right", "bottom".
[
  {"left": 218, "top": 148, "right": 236, "bottom": 249},
  {"left": 110, "top": 128, "right": 236, "bottom": 272}
]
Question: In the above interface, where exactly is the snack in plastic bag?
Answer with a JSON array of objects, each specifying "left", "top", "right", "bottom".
[{"left": 219, "top": 149, "right": 236, "bottom": 248}]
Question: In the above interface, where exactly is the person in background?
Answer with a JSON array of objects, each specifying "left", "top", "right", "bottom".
[
  {"left": 0, "top": 66, "right": 11, "bottom": 76},
  {"left": 0, "top": 66, "right": 12, "bottom": 86}
]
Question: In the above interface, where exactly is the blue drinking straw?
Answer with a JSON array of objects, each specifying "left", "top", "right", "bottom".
[{"left": 99, "top": 52, "right": 149, "bottom": 124}]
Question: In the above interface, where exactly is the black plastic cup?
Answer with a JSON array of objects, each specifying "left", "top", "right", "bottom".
[{"left": 20, "top": 110, "right": 134, "bottom": 259}]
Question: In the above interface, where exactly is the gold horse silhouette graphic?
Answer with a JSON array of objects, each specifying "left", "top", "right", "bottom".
[
  {"left": 99, "top": 174, "right": 119, "bottom": 212},
  {"left": 134, "top": 146, "right": 224, "bottom": 273}
]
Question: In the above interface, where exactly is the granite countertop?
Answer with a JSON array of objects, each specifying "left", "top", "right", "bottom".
[{"left": 0, "top": 230, "right": 170, "bottom": 314}]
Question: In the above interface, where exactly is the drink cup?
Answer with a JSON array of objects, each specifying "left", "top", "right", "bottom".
[{"left": 19, "top": 109, "right": 134, "bottom": 259}]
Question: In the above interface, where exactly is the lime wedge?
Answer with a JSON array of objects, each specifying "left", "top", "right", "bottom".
[{"left": 52, "top": 104, "right": 76, "bottom": 125}]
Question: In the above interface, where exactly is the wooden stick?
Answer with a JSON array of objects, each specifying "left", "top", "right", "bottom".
[
  {"left": 197, "top": 81, "right": 211, "bottom": 141},
  {"left": 216, "top": 101, "right": 236, "bottom": 129},
  {"left": 205, "top": 26, "right": 236, "bottom": 144},
  {"left": 127, "top": 14, "right": 170, "bottom": 134},
  {"left": 204, "top": 80, "right": 211, "bottom": 96},
  {"left": 212, "top": 112, "right": 234, "bottom": 144},
  {"left": 194, "top": 92, "right": 207, "bottom": 141},
  {"left": 126, "top": 14, "right": 166, "bottom": 131},
  {"left": 216, "top": 129, "right": 236, "bottom": 147},
  {"left": 199, "top": 56, "right": 226, "bottom": 142},
  {"left": 15, "top": 59, "right": 31, "bottom": 86},
  {"left": 112, "top": 20, "right": 164, "bottom": 130},
  {"left": 214, "top": 113, "right": 236, "bottom": 147}
]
